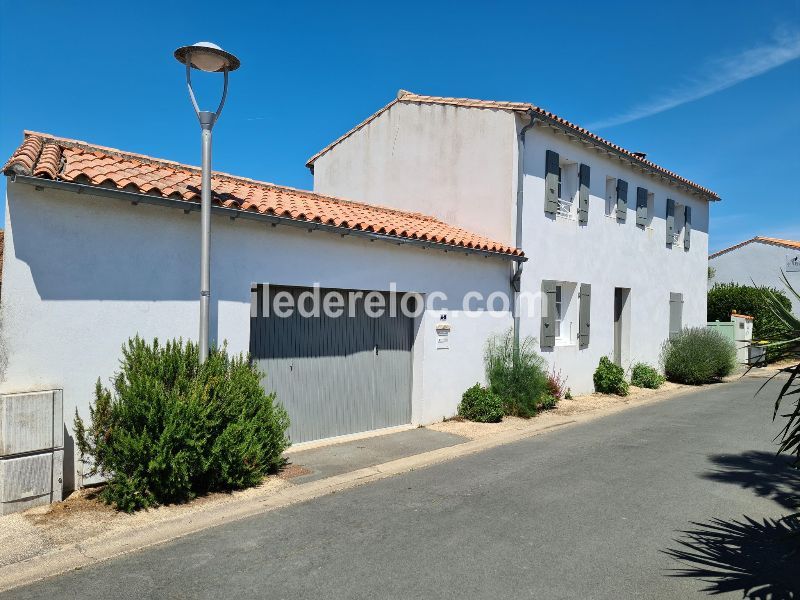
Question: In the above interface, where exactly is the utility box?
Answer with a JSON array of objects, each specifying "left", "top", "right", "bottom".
[{"left": 0, "top": 390, "right": 64, "bottom": 515}]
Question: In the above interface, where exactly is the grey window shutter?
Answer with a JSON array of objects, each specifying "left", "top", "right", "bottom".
[
  {"left": 616, "top": 179, "right": 628, "bottom": 221},
  {"left": 579, "top": 283, "right": 591, "bottom": 347},
  {"left": 578, "top": 164, "right": 590, "bottom": 224},
  {"left": 545, "top": 150, "right": 559, "bottom": 215},
  {"left": 541, "top": 280, "right": 557, "bottom": 347},
  {"left": 683, "top": 206, "right": 691, "bottom": 250},
  {"left": 636, "top": 187, "right": 648, "bottom": 227},
  {"left": 669, "top": 292, "right": 683, "bottom": 338},
  {"left": 666, "top": 199, "right": 675, "bottom": 244}
]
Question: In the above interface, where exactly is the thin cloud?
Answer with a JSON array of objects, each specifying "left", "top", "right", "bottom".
[{"left": 589, "top": 29, "right": 800, "bottom": 130}]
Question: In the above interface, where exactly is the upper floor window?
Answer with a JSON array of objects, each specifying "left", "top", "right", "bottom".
[
  {"left": 605, "top": 177, "right": 617, "bottom": 216},
  {"left": 557, "top": 160, "right": 578, "bottom": 220}
]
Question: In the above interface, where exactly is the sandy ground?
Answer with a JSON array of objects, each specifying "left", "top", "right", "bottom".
[
  {"left": 0, "top": 477, "right": 288, "bottom": 568},
  {"left": 426, "top": 381, "right": 689, "bottom": 440}
]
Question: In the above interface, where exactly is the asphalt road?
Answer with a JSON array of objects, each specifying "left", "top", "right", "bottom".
[{"left": 6, "top": 376, "right": 798, "bottom": 599}]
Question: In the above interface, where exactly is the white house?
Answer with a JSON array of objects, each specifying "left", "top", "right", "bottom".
[
  {"left": 308, "top": 91, "right": 720, "bottom": 394},
  {"left": 709, "top": 237, "right": 800, "bottom": 314},
  {"left": 0, "top": 131, "right": 524, "bottom": 492}
]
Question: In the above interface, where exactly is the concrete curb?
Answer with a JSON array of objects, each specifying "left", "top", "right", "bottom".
[{"left": 0, "top": 384, "right": 702, "bottom": 592}]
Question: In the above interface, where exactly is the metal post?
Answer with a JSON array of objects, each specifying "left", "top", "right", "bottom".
[{"left": 198, "top": 110, "right": 215, "bottom": 363}]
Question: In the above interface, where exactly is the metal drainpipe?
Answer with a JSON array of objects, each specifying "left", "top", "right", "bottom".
[{"left": 513, "top": 112, "right": 538, "bottom": 354}]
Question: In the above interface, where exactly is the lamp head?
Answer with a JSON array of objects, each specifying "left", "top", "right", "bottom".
[{"left": 174, "top": 42, "right": 240, "bottom": 72}]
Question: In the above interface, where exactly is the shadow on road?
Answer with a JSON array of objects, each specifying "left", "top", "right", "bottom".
[
  {"left": 702, "top": 450, "right": 800, "bottom": 510},
  {"left": 664, "top": 515, "right": 800, "bottom": 599}
]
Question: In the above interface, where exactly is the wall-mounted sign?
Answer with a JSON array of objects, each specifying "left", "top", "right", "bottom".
[
  {"left": 435, "top": 323, "right": 451, "bottom": 350},
  {"left": 787, "top": 254, "right": 800, "bottom": 273}
]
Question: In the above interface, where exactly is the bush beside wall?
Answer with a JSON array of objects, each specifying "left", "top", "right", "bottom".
[
  {"left": 661, "top": 327, "right": 736, "bottom": 385},
  {"left": 485, "top": 329, "right": 549, "bottom": 417},
  {"left": 593, "top": 356, "right": 629, "bottom": 396},
  {"left": 74, "top": 337, "right": 290, "bottom": 512},
  {"left": 458, "top": 384, "right": 504, "bottom": 423},
  {"left": 630, "top": 363, "right": 665, "bottom": 389},
  {"left": 708, "top": 283, "right": 792, "bottom": 340}
]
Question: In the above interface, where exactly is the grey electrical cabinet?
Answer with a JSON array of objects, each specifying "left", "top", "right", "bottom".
[{"left": 0, "top": 390, "right": 64, "bottom": 515}]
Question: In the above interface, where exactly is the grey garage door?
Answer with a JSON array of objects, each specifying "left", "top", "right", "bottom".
[{"left": 250, "top": 285, "right": 414, "bottom": 444}]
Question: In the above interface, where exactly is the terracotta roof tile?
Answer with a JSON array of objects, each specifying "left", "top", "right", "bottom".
[
  {"left": 3, "top": 131, "right": 523, "bottom": 259},
  {"left": 709, "top": 236, "right": 800, "bottom": 259},
  {"left": 306, "top": 90, "right": 720, "bottom": 201}
]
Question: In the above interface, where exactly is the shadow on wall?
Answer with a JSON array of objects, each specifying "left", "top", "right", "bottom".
[{"left": 664, "top": 515, "right": 800, "bottom": 599}]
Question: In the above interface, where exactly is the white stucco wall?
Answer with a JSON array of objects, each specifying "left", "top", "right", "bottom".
[
  {"left": 312, "top": 101, "right": 518, "bottom": 245},
  {"left": 0, "top": 182, "right": 514, "bottom": 490},
  {"left": 709, "top": 242, "right": 800, "bottom": 314},
  {"left": 518, "top": 125, "right": 710, "bottom": 393},
  {"left": 311, "top": 105, "right": 713, "bottom": 395}
]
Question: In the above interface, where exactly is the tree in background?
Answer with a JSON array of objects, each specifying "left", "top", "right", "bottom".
[{"left": 708, "top": 282, "right": 792, "bottom": 341}]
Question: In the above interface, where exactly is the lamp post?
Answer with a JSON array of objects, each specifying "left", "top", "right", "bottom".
[{"left": 174, "top": 42, "right": 241, "bottom": 363}]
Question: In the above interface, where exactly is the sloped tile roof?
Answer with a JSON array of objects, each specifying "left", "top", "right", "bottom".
[
  {"left": 306, "top": 90, "right": 720, "bottom": 201},
  {"left": 3, "top": 132, "right": 523, "bottom": 259},
  {"left": 710, "top": 236, "right": 800, "bottom": 259}
]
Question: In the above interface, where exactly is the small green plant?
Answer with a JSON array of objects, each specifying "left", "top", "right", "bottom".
[
  {"left": 539, "top": 393, "right": 558, "bottom": 410},
  {"left": 485, "top": 329, "right": 549, "bottom": 418},
  {"left": 630, "top": 362, "right": 665, "bottom": 389},
  {"left": 458, "top": 383, "right": 504, "bottom": 423},
  {"left": 546, "top": 367, "right": 568, "bottom": 400},
  {"left": 661, "top": 327, "right": 737, "bottom": 385},
  {"left": 74, "top": 337, "right": 290, "bottom": 512},
  {"left": 564, "top": 388, "right": 573, "bottom": 400},
  {"left": 593, "top": 356, "right": 629, "bottom": 396}
]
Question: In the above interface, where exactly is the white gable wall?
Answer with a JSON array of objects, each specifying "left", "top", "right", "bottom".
[
  {"left": 312, "top": 101, "right": 518, "bottom": 245},
  {"left": 0, "top": 183, "right": 514, "bottom": 490},
  {"left": 710, "top": 242, "right": 800, "bottom": 314}
]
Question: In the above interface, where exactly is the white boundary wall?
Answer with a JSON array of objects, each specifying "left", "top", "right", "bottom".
[{"left": 0, "top": 183, "right": 514, "bottom": 490}]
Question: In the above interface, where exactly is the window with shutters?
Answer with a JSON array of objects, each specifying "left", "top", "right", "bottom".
[
  {"left": 672, "top": 202, "right": 685, "bottom": 247},
  {"left": 605, "top": 177, "right": 617, "bottom": 216},
  {"left": 557, "top": 160, "right": 578, "bottom": 220},
  {"left": 554, "top": 282, "right": 578, "bottom": 346},
  {"left": 647, "top": 192, "right": 655, "bottom": 226}
]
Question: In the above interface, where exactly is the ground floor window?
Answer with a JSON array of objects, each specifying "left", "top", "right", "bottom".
[{"left": 554, "top": 282, "right": 577, "bottom": 345}]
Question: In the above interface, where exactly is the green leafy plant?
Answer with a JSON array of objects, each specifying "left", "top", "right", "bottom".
[
  {"left": 630, "top": 362, "right": 665, "bottom": 389},
  {"left": 458, "top": 383, "right": 504, "bottom": 423},
  {"left": 539, "top": 393, "right": 558, "bottom": 410},
  {"left": 74, "top": 337, "right": 290, "bottom": 512},
  {"left": 484, "top": 329, "right": 549, "bottom": 418},
  {"left": 593, "top": 356, "right": 629, "bottom": 396},
  {"left": 564, "top": 388, "right": 573, "bottom": 400},
  {"left": 708, "top": 283, "right": 792, "bottom": 361},
  {"left": 754, "top": 272, "right": 800, "bottom": 467},
  {"left": 661, "top": 327, "right": 737, "bottom": 385}
]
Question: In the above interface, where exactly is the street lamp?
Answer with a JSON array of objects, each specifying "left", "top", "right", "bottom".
[{"left": 174, "top": 42, "right": 241, "bottom": 363}]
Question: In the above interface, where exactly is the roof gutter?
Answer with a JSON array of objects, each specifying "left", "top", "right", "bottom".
[{"left": 9, "top": 174, "right": 527, "bottom": 263}]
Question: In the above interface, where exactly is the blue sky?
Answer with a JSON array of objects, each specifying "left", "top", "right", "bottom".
[{"left": 1, "top": 0, "right": 798, "bottom": 252}]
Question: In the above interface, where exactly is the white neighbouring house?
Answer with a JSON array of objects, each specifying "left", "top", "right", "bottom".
[
  {"left": 0, "top": 132, "right": 524, "bottom": 495},
  {"left": 709, "top": 237, "right": 800, "bottom": 315},
  {"left": 308, "top": 91, "right": 720, "bottom": 394}
]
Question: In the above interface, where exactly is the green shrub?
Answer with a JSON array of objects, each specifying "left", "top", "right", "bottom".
[
  {"left": 708, "top": 282, "right": 792, "bottom": 347},
  {"left": 74, "top": 337, "right": 290, "bottom": 512},
  {"left": 485, "top": 329, "right": 549, "bottom": 418},
  {"left": 661, "top": 327, "right": 737, "bottom": 385},
  {"left": 539, "top": 393, "right": 558, "bottom": 410},
  {"left": 630, "top": 362, "right": 665, "bottom": 389},
  {"left": 593, "top": 356, "right": 629, "bottom": 396},
  {"left": 458, "top": 383, "right": 504, "bottom": 423}
]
